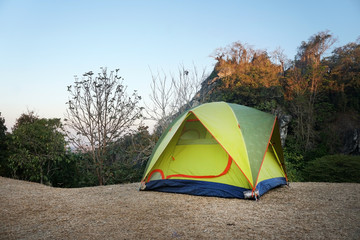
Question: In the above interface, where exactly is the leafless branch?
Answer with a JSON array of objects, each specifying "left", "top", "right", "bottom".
[
  {"left": 145, "top": 64, "right": 207, "bottom": 132},
  {"left": 65, "top": 67, "right": 143, "bottom": 185}
]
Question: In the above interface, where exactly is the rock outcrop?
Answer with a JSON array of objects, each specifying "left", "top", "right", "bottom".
[
  {"left": 273, "top": 109, "right": 292, "bottom": 147},
  {"left": 341, "top": 128, "right": 360, "bottom": 155}
]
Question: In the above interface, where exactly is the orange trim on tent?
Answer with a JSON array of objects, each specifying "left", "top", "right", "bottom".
[
  {"left": 282, "top": 163, "right": 288, "bottom": 181},
  {"left": 166, "top": 155, "right": 232, "bottom": 180},
  {"left": 146, "top": 169, "right": 165, "bottom": 182},
  {"left": 188, "top": 111, "right": 254, "bottom": 189},
  {"left": 253, "top": 117, "right": 277, "bottom": 192}
]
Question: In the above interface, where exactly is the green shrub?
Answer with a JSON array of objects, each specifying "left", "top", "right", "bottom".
[
  {"left": 302, "top": 154, "right": 360, "bottom": 183},
  {"left": 283, "top": 149, "right": 304, "bottom": 182},
  {"left": 105, "top": 162, "right": 146, "bottom": 185}
]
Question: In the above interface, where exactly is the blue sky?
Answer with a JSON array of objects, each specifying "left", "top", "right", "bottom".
[{"left": 1, "top": 0, "right": 359, "bottom": 130}]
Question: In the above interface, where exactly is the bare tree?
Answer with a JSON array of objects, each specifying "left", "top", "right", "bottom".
[
  {"left": 172, "top": 64, "right": 206, "bottom": 112},
  {"left": 145, "top": 69, "right": 174, "bottom": 130},
  {"left": 145, "top": 64, "right": 207, "bottom": 132},
  {"left": 271, "top": 47, "right": 289, "bottom": 76},
  {"left": 65, "top": 67, "right": 143, "bottom": 185}
]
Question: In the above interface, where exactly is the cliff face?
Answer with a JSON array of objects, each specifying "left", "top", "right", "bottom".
[
  {"left": 190, "top": 67, "right": 221, "bottom": 108},
  {"left": 333, "top": 112, "right": 360, "bottom": 155},
  {"left": 342, "top": 129, "right": 360, "bottom": 154}
]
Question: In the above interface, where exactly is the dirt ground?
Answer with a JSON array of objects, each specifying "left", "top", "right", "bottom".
[{"left": 0, "top": 177, "right": 359, "bottom": 240}]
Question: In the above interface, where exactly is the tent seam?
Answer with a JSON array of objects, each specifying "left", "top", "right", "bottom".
[
  {"left": 225, "top": 103, "right": 252, "bottom": 184},
  {"left": 191, "top": 108, "right": 254, "bottom": 189},
  {"left": 253, "top": 117, "right": 277, "bottom": 191}
]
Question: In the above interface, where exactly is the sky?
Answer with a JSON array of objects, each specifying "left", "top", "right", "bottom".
[{"left": 1, "top": 0, "right": 359, "bottom": 130}]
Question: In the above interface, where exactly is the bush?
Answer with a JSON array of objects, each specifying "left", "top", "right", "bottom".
[
  {"left": 105, "top": 162, "right": 146, "bottom": 185},
  {"left": 302, "top": 154, "right": 360, "bottom": 183},
  {"left": 49, "top": 151, "right": 82, "bottom": 188},
  {"left": 283, "top": 149, "right": 304, "bottom": 182},
  {"left": 283, "top": 136, "right": 306, "bottom": 182}
]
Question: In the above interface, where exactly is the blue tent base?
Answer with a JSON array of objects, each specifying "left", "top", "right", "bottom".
[
  {"left": 256, "top": 177, "right": 287, "bottom": 196},
  {"left": 143, "top": 178, "right": 287, "bottom": 199}
]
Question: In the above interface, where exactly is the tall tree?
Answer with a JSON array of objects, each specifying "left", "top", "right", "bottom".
[
  {"left": 9, "top": 112, "right": 66, "bottom": 184},
  {"left": 325, "top": 40, "right": 360, "bottom": 111},
  {"left": 271, "top": 47, "right": 289, "bottom": 76},
  {"left": 296, "top": 30, "right": 336, "bottom": 67},
  {"left": 65, "top": 67, "right": 143, "bottom": 185},
  {"left": 286, "top": 31, "right": 336, "bottom": 150}
]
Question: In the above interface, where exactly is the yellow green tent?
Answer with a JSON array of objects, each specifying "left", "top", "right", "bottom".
[{"left": 140, "top": 102, "right": 287, "bottom": 199}]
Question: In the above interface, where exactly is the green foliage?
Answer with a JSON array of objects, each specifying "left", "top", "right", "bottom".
[
  {"left": 74, "top": 152, "right": 100, "bottom": 187},
  {"left": 8, "top": 112, "right": 66, "bottom": 185},
  {"left": 0, "top": 113, "right": 10, "bottom": 177},
  {"left": 103, "top": 126, "right": 155, "bottom": 184},
  {"left": 302, "top": 155, "right": 360, "bottom": 182},
  {"left": 48, "top": 125, "right": 155, "bottom": 188},
  {"left": 212, "top": 84, "right": 283, "bottom": 112},
  {"left": 314, "top": 100, "right": 336, "bottom": 129},
  {"left": 49, "top": 150, "right": 83, "bottom": 188},
  {"left": 325, "top": 41, "right": 360, "bottom": 111},
  {"left": 283, "top": 136, "right": 305, "bottom": 181},
  {"left": 303, "top": 142, "right": 329, "bottom": 162},
  {"left": 104, "top": 162, "right": 146, "bottom": 185}
]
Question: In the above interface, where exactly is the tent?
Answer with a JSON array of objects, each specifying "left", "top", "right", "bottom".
[{"left": 140, "top": 102, "right": 287, "bottom": 199}]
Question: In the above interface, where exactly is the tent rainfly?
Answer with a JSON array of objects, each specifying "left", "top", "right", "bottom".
[{"left": 140, "top": 102, "right": 288, "bottom": 199}]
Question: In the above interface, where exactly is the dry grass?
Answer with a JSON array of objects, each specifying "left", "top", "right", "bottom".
[{"left": 0, "top": 176, "right": 359, "bottom": 240}]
